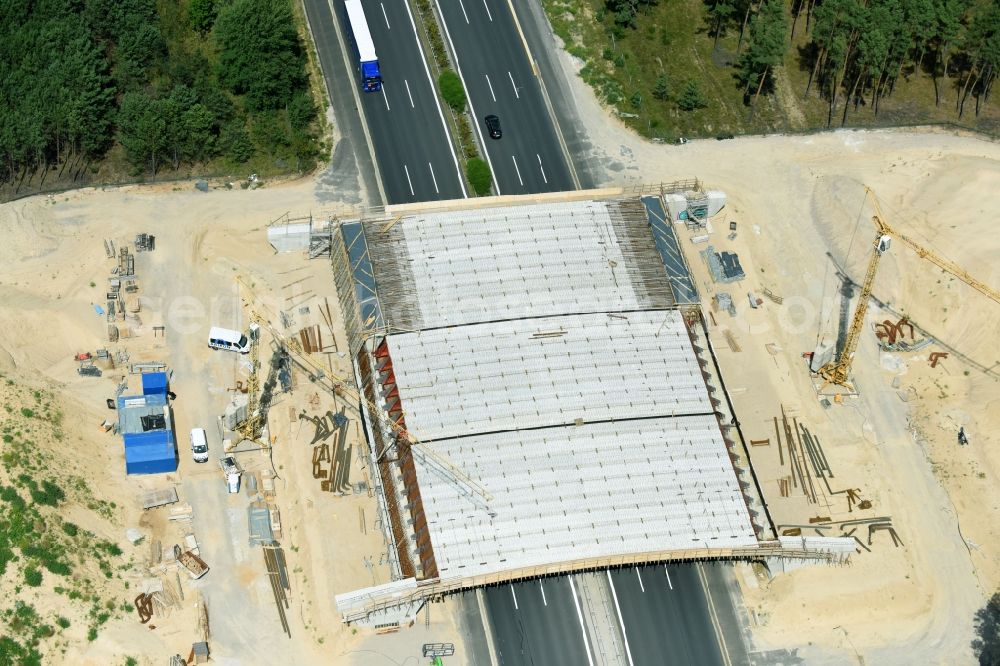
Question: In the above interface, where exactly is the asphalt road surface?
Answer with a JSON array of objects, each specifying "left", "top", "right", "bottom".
[
  {"left": 301, "top": 0, "right": 382, "bottom": 204},
  {"left": 608, "top": 564, "right": 731, "bottom": 665},
  {"left": 437, "top": 0, "right": 575, "bottom": 195},
  {"left": 488, "top": 565, "right": 747, "bottom": 666},
  {"left": 487, "top": 578, "right": 595, "bottom": 666},
  {"left": 310, "top": 0, "right": 466, "bottom": 203}
]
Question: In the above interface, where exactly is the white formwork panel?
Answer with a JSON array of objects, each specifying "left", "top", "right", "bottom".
[
  {"left": 386, "top": 310, "right": 712, "bottom": 441},
  {"left": 383, "top": 200, "right": 666, "bottom": 329},
  {"left": 413, "top": 414, "right": 757, "bottom": 580}
]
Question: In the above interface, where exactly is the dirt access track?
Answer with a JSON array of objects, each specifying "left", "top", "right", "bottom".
[{"left": 1, "top": 125, "right": 999, "bottom": 664}]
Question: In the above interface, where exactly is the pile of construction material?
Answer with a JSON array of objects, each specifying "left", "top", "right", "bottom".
[
  {"left": 702, "top": 245, "right": 745, "bottom": 283},
  {"left": 102, "top": 236, "right": 152, "bottom": 342}
]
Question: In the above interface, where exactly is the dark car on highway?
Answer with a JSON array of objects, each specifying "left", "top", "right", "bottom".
[{"left": 485, "top": 115, "right": 502, "bottom": 139}]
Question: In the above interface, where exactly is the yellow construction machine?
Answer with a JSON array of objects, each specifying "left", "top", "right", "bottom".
[{"left": 818, "top": 188, "right": 1000, "bottom": 389}]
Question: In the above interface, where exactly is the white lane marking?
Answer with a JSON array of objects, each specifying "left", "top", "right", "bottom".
[
  {"left": 607, "top": 571, "right": 636, "bottom": 666},
  {"left": 485, "top": 74, "right": 496, "bottom": 101},
  {"left": 537, "top": 154, "right": 547, "bottom": 183},
  {"left": 404, "top": 79, "right": 414, "bottom": 108},
  {"left": 458, "top": 0, "right": 470, "bottom": 23},
  {"left": 428, "top": 162, "right": 439, "bottom": 194},
  {"left": 665, "top": 565, "right": 673, "bottom": 590},
  {"left": 539, "top": 581, "right": 547, "bottom": 606},
  {"left": 698, "top": 564, "right": 733, "bottom": 666},
  {"left": 510, "top": 584, "right": 518, "bottom": 610},
  {"left": 403, "top": 164, "right": 414, "bottom": 196},
  {"left": 380, "top": 2, "right": 390, "bottom": 29},
  {"left": 402, "top": 0, "right": 467, "bottom": 197},
  {"left": 436, "top": 3, "right": 498, "bottom": 194},
  {"left": 508, "top": 71, "right": 519, "bottom": 99},
  {"left": 381, "top": 85, "right": 391, "bottom": 111},
  {"left": 635, "top": 567, "right": 645, "bottom": 593},
  {"left": 511, "top": 156, "right": 524, "bottom": 186},
  {"left": 568, "top": 577, "right": 596, "bottom": 666},
  {"left": 482, "top": 0, "right": 493, "bottom": 21}
]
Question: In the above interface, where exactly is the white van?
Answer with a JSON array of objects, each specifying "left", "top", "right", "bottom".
[
  {"left": 208, "top": 327, "right": 250, "bottom": 353},
  {"left": 189, "top": 428, "right": 209, "bottom": 463}
]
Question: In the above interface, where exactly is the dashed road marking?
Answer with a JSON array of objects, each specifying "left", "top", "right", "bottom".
[
  {"left": 428, "top": 162, "right": 439, "bottom": 194},
  {"left": 404, "top": 79, "right": 414, "bottom": 107},
  {"left": 482, "top": 0, "right": 493, "bottom": 21},
  {"left": 568, "top": 576, "right": 596, "bottom": 666},
  {"left": 403, "top": 164, "right": 414, "bottom": 196},
  {"left": 508, "top": 71, "right": 519, "bottom": 99},
  {"left": 511, "top": 155, "right": 523, "bottom": 186},
  {"left": 485, "top": 74, "right": 496, "bottom": 101},
  {"left": 380, "top": 2, "right": 390, "bottom": 29},
  {"left": 510, "top": 583, "right": 518, "bottom": 610}
]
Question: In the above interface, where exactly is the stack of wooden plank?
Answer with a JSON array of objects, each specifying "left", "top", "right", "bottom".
[{"left": 299, "top": 325, "right": 323, "bottom": 352}]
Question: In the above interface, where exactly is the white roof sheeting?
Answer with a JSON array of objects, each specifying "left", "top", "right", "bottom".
[
  {"left": 413, "top": 415, "right": 757, "bottom": 579},
  {"left": 386, "top": 310, "right": 709, "bottom": 442},
  {"left": 365, "top": 200, "right": 673, "bottom": 331}
]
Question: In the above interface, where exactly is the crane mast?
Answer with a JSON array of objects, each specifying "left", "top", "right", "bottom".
[
  {"left": 819, "top": 188, "right": 1000, "bottom": 389},
  {"left": 818, "top": 231, "right": 891, "bottom": 388}
]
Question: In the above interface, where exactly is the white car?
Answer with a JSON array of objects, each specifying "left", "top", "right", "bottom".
[{"left": 190, "top": 428, "right": 210, "bottom": 463}]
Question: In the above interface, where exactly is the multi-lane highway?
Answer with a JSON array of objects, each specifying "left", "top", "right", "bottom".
[
  {"left": 437, "top": 0, "right": 576, "bottom": 194},
  {"left": 307, "top": 0, "right": 466, "bottom": 203},
  {"left": 488, "top": 577, "right": 596, "bottom": 666},
  {"left": 305, "top": 0, "right": 575, "bottom": 203},
  {"left": 303, "top": 2, "right": 749, "bottom": 663},
  {"left": 487, "top": 564, "right": 747, "bottom": 666}
]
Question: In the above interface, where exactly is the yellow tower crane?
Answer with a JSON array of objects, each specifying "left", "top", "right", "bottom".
[
  {"left": 819, "top": 188, "right": 1000, "bottom": 389},
  {"left": 234, "top": 314, "right": 264, "bottom": 444}
]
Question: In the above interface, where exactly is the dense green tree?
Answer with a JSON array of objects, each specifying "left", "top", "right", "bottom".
[
  {"left": 180, "top": 105, "right": 216, "bottom": 162},
  {"left": 214, "top": 0, "right": 306, "bottom": 111},
  {"left": 117, "top": 91, "right": 168, "bottom": 174},
  {"left": 189, "top": 0, "right": 218, "bottom": 33},
  {"left": 288, "top": 92, "right": 318, "bottom": 131},
  {"left": 653, "top": 74, "right": 670, "bottom": 100},
  {"left": 220, "top": 122, "right": 255, "bottom": 163},
  {"left": 974, "top": 592, "right": 1000, "bottom": 666},
  {"left": 737, "top": 0, "right": 787, "bottom": 105},
  {"left": 709, "top": 0, "right": 736, "bottom": 48},
  {"left": 607, "top": 0, "right": 660, "bottom": 28},
  {"left": 957, "top": 0, "right": 1000, "bottom": 117},
  {"left": 932, "top": 0, "right": 970, "bottom": 105},
  {"left": 678, "top": 80, "right": 708, "bottom": 110},
  {"left": 0, "top": 0, "right": 319, "bottom": 191}
]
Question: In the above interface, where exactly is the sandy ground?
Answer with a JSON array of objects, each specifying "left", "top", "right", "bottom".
[
  {"left": 541, "top": 40, "right": 1000, "bottom": 662},
  {"left": 1, "top": 47, "right": 999, "bottom": 665},
  {"left": 0, "top": 180, "right": 479, "bottom": 665}
]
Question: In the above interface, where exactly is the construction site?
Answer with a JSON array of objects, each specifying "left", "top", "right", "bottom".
[
  {"left": 321, "top": 192, "right": 863, "bottom": 626},
  {"left": 1, "top": 128, "right": 1000, "bottom": 665}
]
